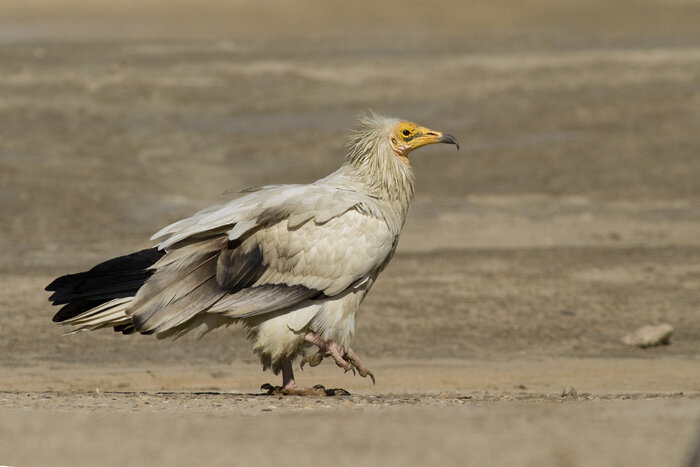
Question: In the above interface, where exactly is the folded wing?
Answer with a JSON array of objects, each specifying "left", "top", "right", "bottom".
[{"left": 124, "top": 183, "right": 395, "bottom": 336}]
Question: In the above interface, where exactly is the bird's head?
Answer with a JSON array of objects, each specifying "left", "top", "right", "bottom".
[
  {"left": 389, "top": 120, "right": 459, "bottom": 163},
  {"left": 346, "top": 111, "right": 459, "bottom": 170}
]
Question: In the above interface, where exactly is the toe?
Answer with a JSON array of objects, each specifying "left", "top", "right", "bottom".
[
  {"left": 356, "top": 367, "right": 375, "bottom": 384},
  {"left": 325, "top": 387, "right": 351, "bottom": 396},
  {"left": 344, "top": 349, "right": 375, "bottom": 384},
  {"left": 333, "top": 358, "right": 352, "bottom": 371},
  {"left": 300, "top": 352, "right": 324, "bottom": 369}
]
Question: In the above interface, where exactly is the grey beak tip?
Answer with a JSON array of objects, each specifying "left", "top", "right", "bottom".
[{"left": 439, "top": 132, "right": 460, "bottom": 150}]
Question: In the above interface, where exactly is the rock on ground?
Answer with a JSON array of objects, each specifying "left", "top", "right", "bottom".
[{"left": 622, "top": 324, "right": 674, "bottom": 348}]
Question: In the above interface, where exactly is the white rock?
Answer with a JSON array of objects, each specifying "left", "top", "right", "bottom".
[{"left": 621, "top": 324, "right": 673, "bottom": 348}]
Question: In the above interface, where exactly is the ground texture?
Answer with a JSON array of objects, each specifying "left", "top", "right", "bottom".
[{"left": 1, "top": 1, "right": 700, "bottom": 466}]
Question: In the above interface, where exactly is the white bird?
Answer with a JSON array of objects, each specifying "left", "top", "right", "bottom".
[{"left": 46, "top": 112, "right": 459, "bottom": 395}]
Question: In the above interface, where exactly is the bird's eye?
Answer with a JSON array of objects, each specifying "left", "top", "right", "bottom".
[{"left": 402, "top": 129, "right": 411, "bottom": 137}]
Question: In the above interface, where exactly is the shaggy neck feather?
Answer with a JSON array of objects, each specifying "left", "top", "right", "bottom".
[{"left": 340, "top": 121, "right": 415, "bottom": 228}]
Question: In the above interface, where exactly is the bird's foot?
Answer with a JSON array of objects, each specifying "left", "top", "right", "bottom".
[
  {"left": 302, "top": 333, "right": 354, "bottom": 374},
  {"left": 300, "top": 346, "right": 355, "bottom": 374},
  {"left": 260, "top": 383, "right": 350, "bottom": 397},
  {"left": 302, "top": 333, "right": 374, "bottom": 383}
]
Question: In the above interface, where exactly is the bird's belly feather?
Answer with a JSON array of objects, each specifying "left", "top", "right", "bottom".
[{"left": 245, "top": 283, "right": 370, "bottom": 372}]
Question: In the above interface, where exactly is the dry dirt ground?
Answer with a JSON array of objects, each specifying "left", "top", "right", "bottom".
[{"left": 1, "top": 1, "right": 700, "bottom": 466}]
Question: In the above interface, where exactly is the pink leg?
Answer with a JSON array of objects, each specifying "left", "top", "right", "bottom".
[
  {"left": 261, "top": 356, "right": 327, "bottom": 395},
  {"left": 281, "top": 357, "right": 297, "bottom": 390}
]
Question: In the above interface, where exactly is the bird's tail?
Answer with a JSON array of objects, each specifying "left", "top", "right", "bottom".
[{"left": 46, "top": 248, "right": 166, "bottom": 334}]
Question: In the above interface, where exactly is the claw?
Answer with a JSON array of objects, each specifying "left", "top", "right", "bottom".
[
  {"left": 355, "top": 366, "right": 374, "bottom": 384},
  {"left": 333, "top": 357, "right": 352, "bottom": 371},
  {"left": 344, "top": 348, "right": 376, "bottom": 385},
  {"left": 325, "top": 387, "right": 351, "bottom": 396},
  {"left": 300, "top": 352, "right": 324, "bottom": 370},
  {"left": 260, "top": 383, "right": 350, "bottom": 396},
  {"left": 328, "top": 347, "right": 353, "bottom": 372}
]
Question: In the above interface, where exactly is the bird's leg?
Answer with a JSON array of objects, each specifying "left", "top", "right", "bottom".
[
  {"left": 261, "top": 356, "right": 300, "bottom": 394},
  {"left": 261, "top": 355, "right": 350, "bottom": 397},
  {"left": 261, "top": 356, "right": 329, "bottom": 396},
  {"left": 344, "top": 347, "right": 375, "bottom": 385},
  {"left": 281, "top": 357, "right": 297, "bottom": 390}
]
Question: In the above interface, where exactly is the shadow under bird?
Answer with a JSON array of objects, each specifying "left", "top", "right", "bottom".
[{"left": 46, "top": 112, "right": 459, "bottom": 395}]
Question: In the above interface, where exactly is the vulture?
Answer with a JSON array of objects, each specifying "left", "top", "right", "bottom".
[{"left": 46, "top": 112, "right": 459, "bottom": 394}]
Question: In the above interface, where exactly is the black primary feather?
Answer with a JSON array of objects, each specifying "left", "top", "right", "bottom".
[{"left": 46, "top": 248, "right": 165, "bottom": 323}]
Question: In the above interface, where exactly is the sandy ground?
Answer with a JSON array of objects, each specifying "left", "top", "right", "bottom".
[{"left": 1, "top": 1, "right": 700, "bottom": 466}]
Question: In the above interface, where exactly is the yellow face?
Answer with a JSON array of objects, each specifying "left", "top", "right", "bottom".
[{"left": 390, "top": 121, "right": 459, "bottom": 161}]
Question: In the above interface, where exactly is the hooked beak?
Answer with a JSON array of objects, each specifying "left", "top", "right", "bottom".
[
  {"left": 437, "top": 132, "right": 459, "bottom": 149},
  {"left": 411, "top": 126, "right": 460, "bottom": 151}
]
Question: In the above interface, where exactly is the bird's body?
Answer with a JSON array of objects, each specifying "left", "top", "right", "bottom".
[{"left": 46, "top": 112, "right": 458, "bottom": 392}]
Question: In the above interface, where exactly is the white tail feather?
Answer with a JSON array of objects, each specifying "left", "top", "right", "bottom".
[{"left": 62, "top": 297, "right": 133, "bottom": 333}]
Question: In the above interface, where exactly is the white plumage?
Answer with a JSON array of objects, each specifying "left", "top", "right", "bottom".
[{"left": 46, "top": 112, "right": 458, "bottom": 392}]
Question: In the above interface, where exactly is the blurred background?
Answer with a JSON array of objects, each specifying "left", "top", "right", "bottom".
[
  {"left": 1, "top": 0, "right": 700, "bottom": 367},
  {"left": 2, "top": 1, "right": 700, "bottom": 466}
]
